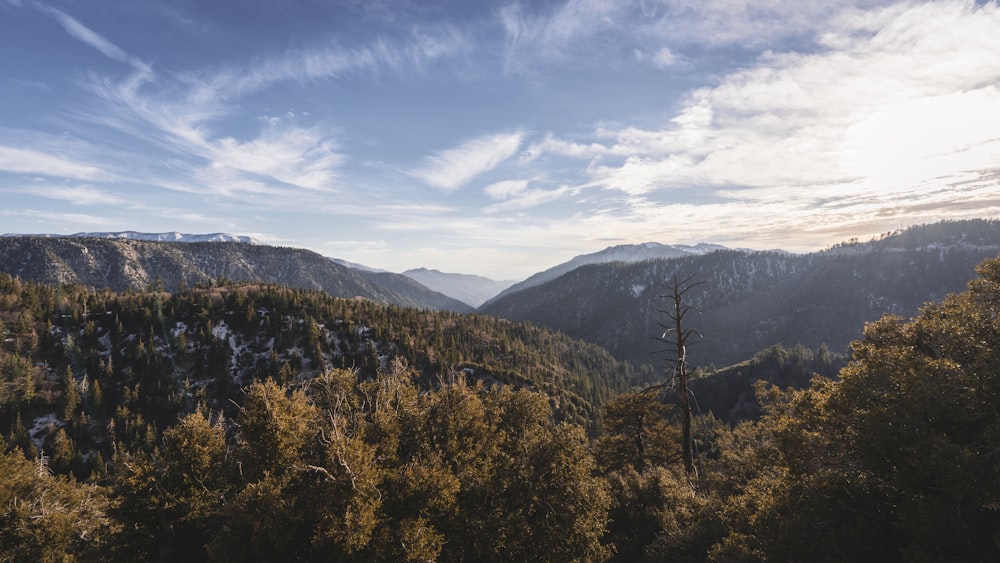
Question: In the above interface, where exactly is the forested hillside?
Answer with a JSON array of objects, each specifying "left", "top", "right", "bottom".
[
  {"left": 481, "top": 219, "right": 1000, "bottom": 368},
  {"left": 0, "top": 276, "right": 641, "bottom": 441},
  {"left": 0, "top": 236, "right": 472, "bottom": 312},
  {"left": 3, "top": 244, "right": 1000, "bottom": 561}
]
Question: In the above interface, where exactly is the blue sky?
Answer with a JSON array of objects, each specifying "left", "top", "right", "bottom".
[{"left": 2, "top": 0, "right": 999, "bottom": 279}]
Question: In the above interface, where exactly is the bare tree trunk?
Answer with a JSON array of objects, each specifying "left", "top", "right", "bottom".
[{"left": 657, "top": 274, "right": 702, "bottom": 475}]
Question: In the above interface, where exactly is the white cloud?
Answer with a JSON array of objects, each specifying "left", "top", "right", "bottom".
[
  {"left": 25, "top": 185, "right": 125, "bottom": 206},
  {"left": 497, "top": 0, "right": 894, "bottom": 72},
  {"left": 652, "top": 47, "right": 677, "bottom": 67},
  {"left": 499, "top": 0, "right": 622, "bottom": 70},
  {"left": 545, "top": 0, "right": 618, "bottom": 45},
  {"left": 644, "top": 0, "right": 894, "bottom": 48},
  {"left": 521, "top": 133, "right": 614, "bottom": 163},
  {"left": 74, "top": 28, "right": 472, "bottom": 201},
  {"left": 3, "top": 208, "right": 118, "bottom": 228},
  {"left": 484, "top": 179, "right": 530, "bottom": 199},
  {"left": 841, "top": 88, "right": 1000, "bottom": 188},
  {"left": 209, "top": 126, "right": 342, "bottom": 190},
  {"left": 194, "top": 29, "right": 467, "bottom": 101},
  {"left": 411, "top": 132, "right": 523, "bottom": 191},
  {"left": 0, "top": 145, "right": 102, "bottom": 180},
  {"left": 483, "top": 185, "right": 573, "bottom": 213},
  {"left": 531, "top": 1, "right": 1000, "bottom": 202},
  {"left": 37, "top": 4, "right": 151, "bottom": 75}
]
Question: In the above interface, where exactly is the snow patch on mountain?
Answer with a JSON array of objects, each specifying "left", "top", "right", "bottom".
[{"left": 2, "top": 231, "right": 262, "bottom": 244}]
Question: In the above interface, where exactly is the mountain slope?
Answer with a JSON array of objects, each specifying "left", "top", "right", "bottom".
[
  {"left": 0, "top": 236, "right": 470, "bottom": 312},
  {"left": 403, "top": 267, "right": 516, "bottom": 308},
  {"left": 479, "top": 220, "right": 1000, "bottom": 368},
  {"left": 0, "top": 276, "right": 643, "bottom": 439},
  {"left": 485, "top": 242, "right": 726, "bottom": 305}
]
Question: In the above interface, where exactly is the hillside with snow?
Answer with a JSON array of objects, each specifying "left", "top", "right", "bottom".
[
  {"left": 0, "top": 236, "right": 471, "bottom": 312},
  {"left": 485, "top": 242, "right": 727, "bottom": 305},
  {"left": 1, "top": 231, "right": 264, "bottom": 244}
]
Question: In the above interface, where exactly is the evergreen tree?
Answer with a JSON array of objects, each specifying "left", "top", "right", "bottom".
[
  {"left": 61, "top": 365, "right": 81, "bottom": 422},
  {"left": 0, "top": 446, "right": 115, "bottom": 561}
]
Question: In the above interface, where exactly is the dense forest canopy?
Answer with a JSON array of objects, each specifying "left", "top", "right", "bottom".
[{"left": 3, "top": 252, "right": 1000, "bottom": 560}]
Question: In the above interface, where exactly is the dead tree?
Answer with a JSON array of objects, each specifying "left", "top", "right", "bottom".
[{"left": 655, "top": 274, "right": 703, "bottom": 475}]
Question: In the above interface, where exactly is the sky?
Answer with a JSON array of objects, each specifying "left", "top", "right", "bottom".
[{"left": 2, "top": 0, "right": 1000, "bottom": 280}]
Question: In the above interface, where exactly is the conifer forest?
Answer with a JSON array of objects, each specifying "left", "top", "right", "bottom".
[{"left": 3, "top": 254, "right": 1000, "bottom": 561}]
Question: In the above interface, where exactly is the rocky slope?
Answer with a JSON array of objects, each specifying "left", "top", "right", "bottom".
[{"left": 0, "top": 236, "right": 471, "bottom": 311}]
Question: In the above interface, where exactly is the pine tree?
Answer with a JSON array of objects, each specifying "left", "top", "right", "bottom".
[{"left": 62, "top": 366, "right": 80, "bottom": 422}]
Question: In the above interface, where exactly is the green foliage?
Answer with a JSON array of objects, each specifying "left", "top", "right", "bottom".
[
  {"left": 4, "top": 249, "right": 1000, "bottom": 561},
  {"left": 708, "top": 254, "right": 1000, "bottom": 561},
  {"left": 102, "top": 366, "right": 610, "bottom": 562},
  {"left": 0, "top": 446, "right": 116, "bottom": 561},
  {"left": 691, "top": 342, "right": 846, "bottom": 424},
  {"left": 595, "top": 390, "right": 680, "bottom": 471},
  {"left": 605, "top": 465, "right": 723, "bottom": 562},
  {"left": 61, "top": 365, "right": 81, "bottom": 422}
]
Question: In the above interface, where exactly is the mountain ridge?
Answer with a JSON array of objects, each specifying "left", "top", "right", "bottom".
[
  {"left": 0, "top": 236, "right": 472, "bottom": 312},
  {"left": 479, "top": 219, "right": 1000, "bottom": 368},
  {"left": 484, "top": 242, "right": 728, "bottom": 305},
  {"left": 1, "top": 230, "right": 263, "bottom": 245}
]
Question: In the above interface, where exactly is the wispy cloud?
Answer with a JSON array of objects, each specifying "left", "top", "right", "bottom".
[
  {"left": 207, "top": 125, "right": 342, "bottom": 191},
  {"left": 0, "top": 145, "right": 102, "bottom": 179},
  {"left": 499, "top": 0, "right": 622, "bottom": 71},
  {"left": 411, "top": 132, "right": 524, "bottom": 191},
  {"left": 23, "top": 185, "right": 125, "bottom": 206},
  {"left": 189, "top": 28, "right": 468, "bottom": 103},
  {"left": 2, "top": 208, "right": 118, "bottom": 228},
  {"left": 642, "top": 0, "right": 895, "bottom": 49},
  {"left": 35, "top": 3, "right": 152, "bottom": 75},
  {"left": 6, "top": 0, "right": 997, "bottom": 278},
  {"left": 483, "top": 185, "right": 574, "bottom": 213},
  {"left": 496, "top": 0, "right": 881, "bottom": 72},
  {"left": 72, "top": 26, "right": 469, "bottom": 199}
]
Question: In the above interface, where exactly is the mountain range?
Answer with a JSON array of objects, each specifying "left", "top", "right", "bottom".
[
  {"left": 480, "top": 219, "right": 1000, "bottom": 367},
  {"left": 485, "top": 242, "right": 727, "bottom": 305},
  {"left": 3, "top": 220, "right": 999, "bottom": 369},
  {"left": 403, "top": 268, "right": 516, "bottom": 308},
  {"left": 0, "top": 236, "right": 472, "bottom": 312},
  {"left": 1, "top": 231, "right": 262, "bottom": 244}
]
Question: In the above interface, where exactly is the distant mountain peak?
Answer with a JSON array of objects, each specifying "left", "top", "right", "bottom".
[
  {"left": 2, "top": 231, "right": 263, "bottom": 245},
  {"left": 483, "top": 241, "right": 727, "bottom": 306},
  {"left": 403, "top": 268, "right": 517, "bottom": 308}
]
